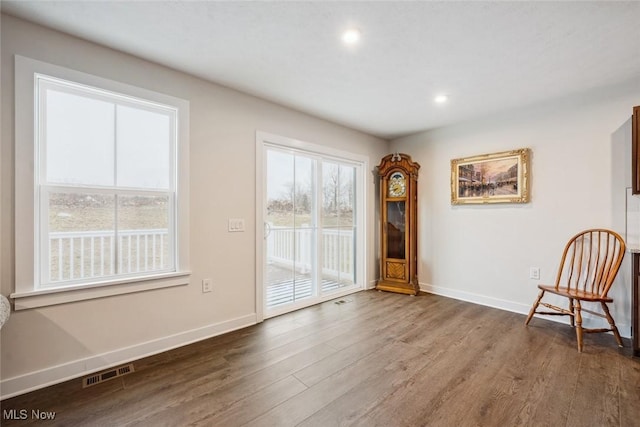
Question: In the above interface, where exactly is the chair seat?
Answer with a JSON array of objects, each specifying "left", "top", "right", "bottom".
[{"left": 537, "top": 284, "right": 613, "bottom": 303}]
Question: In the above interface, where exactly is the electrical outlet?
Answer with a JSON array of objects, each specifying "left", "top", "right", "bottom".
[
  {"left": 202, "top": 278, "right": 213, "bottom": 293},
  {"left": 529, "top": 267, "right": 540, "bottom": 280}
]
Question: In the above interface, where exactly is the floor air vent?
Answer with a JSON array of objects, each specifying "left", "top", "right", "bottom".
[{"left": 82, "top": 363, "right": 135, "bottom": 388}]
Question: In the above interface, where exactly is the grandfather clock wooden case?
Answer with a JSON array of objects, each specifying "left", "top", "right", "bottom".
[{"left": 376, "top": 153, "right": 420, "bottom": 295}]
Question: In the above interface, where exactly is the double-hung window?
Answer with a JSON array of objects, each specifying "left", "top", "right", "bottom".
[
  {"left": 13, "top": 56, "right": 190, "bottom": 309},
  {"left": 38, "top": 76, "right": 176, "bottom": 284}
]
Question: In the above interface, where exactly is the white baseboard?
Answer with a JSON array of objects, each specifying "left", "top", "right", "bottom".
[
  {"left": 419, "top": 282, "right": 631, "bottom": 338},
  {"left": 0, "top": 313, "right": 257, "bottom": 400},
  {"left": 420, "top": 282, "right": 531, "bottom": 314}
]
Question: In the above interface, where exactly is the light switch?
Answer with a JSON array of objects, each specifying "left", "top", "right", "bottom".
[{"left": 228, "top": 218, "right": 245, "bottom": 232}]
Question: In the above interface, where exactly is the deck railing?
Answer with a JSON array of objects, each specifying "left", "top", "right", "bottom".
[
  {"left": 266, "top": 226, "right": 354, "bottom": 281},
  {"left": 49, "top": 226, "right": 354, "bottom": 284},
  {"left": 48, "top": 229, "right": 169, "bottom": 282}
]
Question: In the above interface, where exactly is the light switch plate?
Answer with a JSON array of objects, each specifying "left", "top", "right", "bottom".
[{"left": 228, "top": 218, "right": 245, "bottom": 232}]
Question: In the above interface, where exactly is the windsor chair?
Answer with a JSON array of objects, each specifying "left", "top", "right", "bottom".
[{"left": 525, "top": 229, "right": 626, "bottom": 352}]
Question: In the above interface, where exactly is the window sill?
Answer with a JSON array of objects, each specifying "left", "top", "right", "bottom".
[{"left": 10, "top": 272, "right": 191, "bottom": 310}]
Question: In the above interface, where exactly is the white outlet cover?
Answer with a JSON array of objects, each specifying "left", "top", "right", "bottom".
[{"left": 529, "top": 267, "right": 540, "bottom": 280}]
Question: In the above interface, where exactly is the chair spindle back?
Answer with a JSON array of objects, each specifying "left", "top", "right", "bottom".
[{"left": 554, "top": 229, "right": 625, "bottom": 298}]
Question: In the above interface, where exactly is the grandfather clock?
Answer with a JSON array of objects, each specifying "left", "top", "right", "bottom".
[{"left": 377, "top": 153, "right": 420, "bottom": 295}]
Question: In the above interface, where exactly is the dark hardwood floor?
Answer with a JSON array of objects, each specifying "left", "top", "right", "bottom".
[{"left": 2, "top": 290, "right": 640, "bottom": 426}]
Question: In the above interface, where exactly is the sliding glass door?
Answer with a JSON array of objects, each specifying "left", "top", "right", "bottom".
[{"left": 259, "top": 135, "right": 365, "bottom": 318}]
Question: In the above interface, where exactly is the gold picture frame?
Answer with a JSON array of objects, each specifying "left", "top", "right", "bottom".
[{"left": 451, "top": 148, "right": 530, "bottom": 205}]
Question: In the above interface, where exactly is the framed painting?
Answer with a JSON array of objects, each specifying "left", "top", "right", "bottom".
[{"left": 451, "top": 148, "right": 530, "bottom": 205}]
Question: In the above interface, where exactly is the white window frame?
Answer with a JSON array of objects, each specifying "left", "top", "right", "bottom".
[{"left": 13, "top": 56, "right": 191, "bottom": 310}]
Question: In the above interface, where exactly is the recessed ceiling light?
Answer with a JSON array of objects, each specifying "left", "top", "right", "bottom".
[
  {"left": 342, "top": 29, "right": 361, "bottom": 45},
  {"left": 434, "top": 95, "right": 448, "bottom": 104}
]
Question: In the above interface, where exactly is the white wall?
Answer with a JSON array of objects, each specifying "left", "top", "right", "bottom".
[
  {"left": 0, "top": 14, "right": 388, "bottom": 397},
  {"left": 391, "top": 81, "right": 640, "bottom": 336}
]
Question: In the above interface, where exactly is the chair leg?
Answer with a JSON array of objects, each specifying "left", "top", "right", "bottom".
[
  {"left": 574, "top": 300, "right": 583, "bottom": 352},
  {"left": 568, "top": 298, "right": 575, "bottom": 327},
  {"left": 601, "top": 302, "right": 623, "bottom": 347},
  {"left": 525, "top": 290, "right": 545, "bottom": 325}
]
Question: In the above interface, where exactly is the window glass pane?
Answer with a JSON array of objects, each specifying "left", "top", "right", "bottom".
[
  {"left": 322, "top": 162, "right": 354, "bottom": 227},
  {"left": 117, "top": 195, "right": 172, "bottom": 274},
  {"left": 266, "top": 149, "right": 295, "bottom": 307},
  {"left": 294, "top": 156, "right": 314, "bottom": 226},
  {"left": 293, "top": 155, "right": 315, "bottom": 300},
  {"left": 338, "top": 165, "right": 355, "bottom": 227},
  {"left": 47, "top": 193, "right": 115, "bottom": 283},
  {"left": 338, "top": 165, "right": 355, "bottom": 287},
  {"left": 117, "top": 105, "right": 171, "bottom": 189},
  {"left": 266, "top": 150, "right": 294, "bottom": 228},
  {"left": 321, "top": 162, "right": 356, "bottom": 291},
  {"left": 322, "top": 162, "right": 339, "bottom": 227},
  {"left": 45, "top": 89, "right": 115, "bottom": 186}
]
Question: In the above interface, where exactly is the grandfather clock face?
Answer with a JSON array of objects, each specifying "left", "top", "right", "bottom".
[{"left": 388, "top": 172, "right": 406, "bottom": 198}]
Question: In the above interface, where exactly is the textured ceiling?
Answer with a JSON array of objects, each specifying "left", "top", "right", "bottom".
[{"left": 3, "top": 1, "right": 640, "bottom": 139}]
